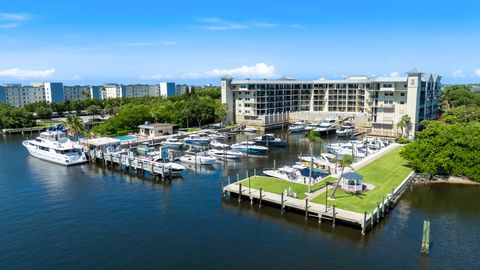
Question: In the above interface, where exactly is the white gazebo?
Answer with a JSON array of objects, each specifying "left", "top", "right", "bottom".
[{"left": 340, "top": 171, "right": 364, "bottom": 193}]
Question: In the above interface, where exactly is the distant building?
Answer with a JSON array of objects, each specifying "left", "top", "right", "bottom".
[
  {"left": 221, "top": 70, "right": 442, "bottom": 138},
  {"left": 175, "top": 84, "right": 189, "bottom": 95},
  {"left": 1, "top": 82, "right": 64, "bottom": 107},
  {"left": 138, "top": 122, "right": 176, "bottom": 138},
  {"left": 159, "top": 82, "right": 176, "bottom": 97},
  {"left": 124, "top": 83, "right": 176, "bottom": 98},
  {"left": 101, "top": 84, "right": 126, "bottom": 99},
  {"left": 64, "top": 85, "right": 100, "bottom": 101}
]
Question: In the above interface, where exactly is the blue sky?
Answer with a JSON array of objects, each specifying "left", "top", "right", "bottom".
[{"left": 1, "top": 0, "right": 480, "bottom": 85}]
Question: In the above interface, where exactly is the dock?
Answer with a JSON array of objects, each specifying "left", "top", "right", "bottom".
[{"left": 85, "top": 150, "right": 173, "bottom": 179}]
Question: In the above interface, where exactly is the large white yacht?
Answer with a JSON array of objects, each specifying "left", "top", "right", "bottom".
[{"left": 22, "top": 126, "right": 87, "bottom": 166}]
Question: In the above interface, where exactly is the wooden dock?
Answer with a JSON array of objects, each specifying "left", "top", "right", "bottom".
[
  {"left": 222, "top": 171, "right": 415, "bottom": 234},
  {"left": 86, "top": 150, "right": 173, "bottom": 179}
]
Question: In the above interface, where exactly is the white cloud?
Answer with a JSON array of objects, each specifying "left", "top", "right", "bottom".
[
  {"left": 144, "top": 63, "right": 278, "bottom": 80},
  {"left": 389, "top": 71, "right": 400, "bottom": 77},
  {"left": 0, "top": 68, "right": 55, "bottom": 79},
  {"left": 475, "top": 69, "right": 480, "bottom": 77},
  {"left": 119, "top": 41, "right": 177, "bottom": 47},
  {"left": 71, "top": 74, "right": 81, "bottom": 80},
  {"left": 0, "top": 13, "right": 30, "bottom": 29},
  {"left": 453, "top": 69, "right": 465, "bottom": 79},
  {"left": 197, "top": 17, "right": 301, "bottom": 31}
]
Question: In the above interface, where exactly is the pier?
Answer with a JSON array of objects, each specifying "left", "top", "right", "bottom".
[{"left": 85, "top": 150, "right": 173, "bottom": 180}]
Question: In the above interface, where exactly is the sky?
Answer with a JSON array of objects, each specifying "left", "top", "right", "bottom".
[{"left": 1, "top": 0, "right": 480, "bottom": 85}]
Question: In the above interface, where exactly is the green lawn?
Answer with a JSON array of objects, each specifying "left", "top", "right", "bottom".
[
  {"left": 236, "top": 176, "right": 334, "bottom": 199},
  {"left": 36, "top": 120, "right": 64, "bottom": 127},
  {"left": 184, "top": 127, "right": 201, "bottom": 132},
  {"left": 311, "top": 147, "right": 412, "bottom": 213}
]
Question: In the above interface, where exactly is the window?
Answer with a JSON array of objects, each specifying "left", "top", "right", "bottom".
[
  {"left": 383, "top": 83, "right": 393, "bottom": 88},
  {"left": 400, "top": 93, "right": 405, "bottom": 96},
  {"left": 400, "top": 101, "right": 405, "bottom": 104}
]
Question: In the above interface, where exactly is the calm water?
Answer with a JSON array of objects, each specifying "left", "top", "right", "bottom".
[{"left": 1, "top": 131, "right": 479, "bottom": 269}]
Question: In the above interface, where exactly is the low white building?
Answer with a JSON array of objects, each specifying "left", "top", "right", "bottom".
[
  {"left": 138, "top": 122, "right": 176, "bottom": 138},
  {"left": 340, "top": 171, "right": 364, "bottom": 193}
]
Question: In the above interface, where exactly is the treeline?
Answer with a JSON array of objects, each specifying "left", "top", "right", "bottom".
[
  {"left": 0, "top": 104, "right": 34, "bottom": 129},
  {"left": 92, "top": 88, "right": 225, "bottom": 136},
  {"left": 401, "top": 85, "right": 480, "bottom": 180}
]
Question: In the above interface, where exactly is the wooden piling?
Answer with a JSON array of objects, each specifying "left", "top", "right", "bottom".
[
  {"left": 238, "top": 183, "right": 242, "bottom": 203},
  {"left": 280, "top": 192, "right": 285, "bottom": 213},
  {"left": 221, "top": 181, "right": 224, "bottom": 198},
  {"left": 332, "top": 205, "right": 336, "bottom": 228},
  {"left": 305, "top": 199, "right": 309, "bottom": 221},
  {"left": 259, "top": 188, "right": 263, "bottom": 208},
  {"left": 362, "top": 211, "right": 367, "bottom": 235},
  {"left": 381, "top": 196, "right": 385, "bottom": 217}
]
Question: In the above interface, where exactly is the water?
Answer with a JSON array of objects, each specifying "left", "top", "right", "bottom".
[
  {"left": 1, "top": 131, "right": 479, "bottom": 269},
  {"left": 115, "top": 135, "right": 137, "bottom": 141}
]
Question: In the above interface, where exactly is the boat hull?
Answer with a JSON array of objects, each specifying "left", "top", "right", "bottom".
[{"left": 23, "top": 141, "right": 87, "bottom": 166}]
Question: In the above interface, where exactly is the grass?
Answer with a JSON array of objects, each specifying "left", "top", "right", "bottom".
[
  {"left": 35, "top": 120, "right": 64, "bottom": 128},
  {"left": 183, "top": 127, "right": 201, "bottom": 132},
  {"left": 236, "top": 175, "right": 335, "bottom": 199},
  {"left": 311, "top": 147, "right": 412, "bottom": 213}
]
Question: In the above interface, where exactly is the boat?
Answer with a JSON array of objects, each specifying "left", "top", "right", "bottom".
[
  {"left": 231, "top": 141, "right": 268, "bottom": 155},
  {"left": 288, "top": 124, "right": 306, "bottom": 133},
  {"left": 326, "top": 142, "right": 368, "bottom": 158},
  {"left": 207, "top": 140, "right": 243, "bottom": 159},
  {"left": 179, "top": 152, "right": 217, "bottom": 165},
  {"left": 290, "top": 120, "right": 307, "bottom": 126},
  {"left": 298, "top": 153, "right": 334, "bottom": 167},
  {"left": 253, "top": 134, "right": 287, "bottom": 147},
  {"left": 151, "top": 156, "right": 186, "bottom": 175},
  {"left": 243, "top": 127, "right": 258, "bottom": 133},
  {"left": 336, "top": 127, "right": 353, "bottom": 137},
  {"left": 137, "top": 144, "right": 155, "bottom": 155},
  {"left": 22, "top": 125, "right": 87, "bottom": 166},
  {"left": 183, "top": 133, "right": 211, "bottom": 145},
  {"left": 161, "top": 137, "right": 184, "bottom": 149},
  {"left": 263, "top": 165, "right": 329, "bottom": 184},
  {"left": 313, "top": 119, "right": 337, "bottom": 134},
  {"left": 304, "top": 121, "right": 323, "bottom": 131}
]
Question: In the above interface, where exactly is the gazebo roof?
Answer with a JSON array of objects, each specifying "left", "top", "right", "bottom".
[{"left": 342, "top": 171, "right": 364, "bottom": 181}]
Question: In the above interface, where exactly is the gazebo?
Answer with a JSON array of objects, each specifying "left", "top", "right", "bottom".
[{"left": 340, "top": 171, "right": 364, "bottom": 193}]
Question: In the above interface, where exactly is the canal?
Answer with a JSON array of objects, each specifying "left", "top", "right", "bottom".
[{"left": 0, "top": 132, "right": 479, "bottom": 269}]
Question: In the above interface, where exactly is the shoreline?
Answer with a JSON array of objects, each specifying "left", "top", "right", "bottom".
[{"left": 422, "top": 176, "right": 480, "bottom": 185}]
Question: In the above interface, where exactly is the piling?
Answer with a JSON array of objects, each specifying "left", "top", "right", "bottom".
[
  {"left": 305, "top": 199, "right": 309, "bottom": 221},
  {"left": 280, "top": 192, "right": 285, "bottom": 213},
  {"left": 273, "top": 159, "right": 276, "bottom": 169},
  {"left": 421, "top": 219, "right": 430, "bottom": 254},
  {"left": 362, "top": 211, "right": 367, "bottom": 235},
  {"left": 259, "top": 188, "right": 263, "bottom": 208},
  {"left": 332, "top": 205, "right": 336, "bottom": 228},
  {"left": 381, "top": 196, "right": 385, "bottom": 217},
  {"left": 238, "top": 183, "right": 242, "bottom": 203},
  {"left": 221, "top": 181, "right": 224, "bottom": 198}
]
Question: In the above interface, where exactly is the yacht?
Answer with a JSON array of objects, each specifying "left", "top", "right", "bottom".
[
  {"left": 179, "top": 152, "right": 217, "bottom": 165},
  {"left": 326, "top": 142, "right": 368, "bottom": 158},
  {"left": 183, "top": 133, "right": 211, "bottom": 145},
  {"left": 253, "top": 134, "right": 287, "bottom": 147},
  {"left": 304, "top": 121, "right": 323, "bottom": 131},
  {"left": 243, "top": 127, "right": 258, "bottom": 133},
  {"left": 336, "top": 127, "right": 353, "bottom": 137},
  {"left": 151, "top": 156, "right": 186, "bottom": 175},
  {"left": 207, "top": 140, "right": 244, "bottom": 159},
  {"left": 288, "top": 124, "right": 306, "bottom": 133},
  {"left": 263, "top": 165, "right": 329, "bottom": 184},
  {"left": 161, "top": 137, "right": 184, "bottom": 149},
  {"left": 22, "top": 126, "right": 87, "bottom": 166},
  {"left": 313, "top": 119, "right": 337, "bottom": 134},
  {"left": 231, "top": 141, "right": 268, "bottom": 155}
]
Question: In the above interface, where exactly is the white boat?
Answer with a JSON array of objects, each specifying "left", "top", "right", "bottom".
[
  {"left": 336, "top": 127, "right": 353, "bottom": 137},
  {"left": 326, "top": 142, "right": 367, "bottom": 158},
  {"left": 161, "top": 137, "right": 184, "bottom": 149},
  {"left": 22, "top": 126, "right": 87, "bottom": 166},
  {"left": 298, "top": 154, "right": 333, "bottom": 167},
  {"left": 289, "top": 124, "right": 306, "bottom": 133},
  {"left": 231, "top": 141, "right": 268, "bottom": 155},
  {"left": 243, "top": 127, "right": 258, "bottom": 133},
  {"left": 304, "top": 121, "right": 322, "bottom": 131},
  {"left": 313, "top": 119, "right": 337, "bottom": 133},
  {"left": 183, "top": 133, "right": 211, "bottom": 145},
  {"left": 263, "top": 165, "right": 329, "bottom": 184},
  {"left": 149, "top": 156, "right": 186, "bottom": 175},
  {"left": 207, "top": 140, "right": 243, "bottom": 159},
  {"left": 179, "top": 152, "right": 216, "bottom": 165}
]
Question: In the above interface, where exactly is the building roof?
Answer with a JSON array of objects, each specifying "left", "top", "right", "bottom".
[
  {"left": 342, "top": 171, "right": 364, "bottom": 181},
  {"left": 138, "top": 123, "right": 176, "bottom": 129},
  {"left": 231, "top": 76, "right": 409, "bottom": 85}
]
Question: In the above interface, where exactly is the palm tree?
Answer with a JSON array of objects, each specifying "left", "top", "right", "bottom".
[
  {"left": 66, "top": 114, "right": 88, "bottom": 141},
  {"left": 330, "top": 154, "right": 354, "bottom": 200},
  {"left": 306, "top": 130, "right": 323, "bottom": 193},
  {"left": 397, "top": 114, "right": 412, "bottom": 138}
]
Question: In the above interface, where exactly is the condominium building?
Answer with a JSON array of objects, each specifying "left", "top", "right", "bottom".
[
  {"left": 175, "top": 84, "right": 189, "bottom": 95},
  {"left": 1, "top": 82, "right": 64, "bottom": 107},
  {"left": 221, "top": 69, "right": 441, "bottom": 137},
  {"left": 101, "top": 82, "right": 176, "bottom": 99},
  {"left": 64, "top": 85, "right": 101, "bottom": 101}
]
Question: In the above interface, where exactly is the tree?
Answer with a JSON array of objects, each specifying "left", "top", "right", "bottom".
[
  {"left": 397, "top": 114, "right": 411, "bottom": 138},
  {"left": 330, "top": 154, "right": 354, "bottom": 199},
  {"left": 85, "top": 105, "right": 101, "bottom": 117},
  {"left": 66, "top": 114, "right": 88, "bottom": 141},
  {"left": 0, "top": 104, "right": 33, "bottom": 129},
  {"left": 306, "top": 130, "right": 323, "bottom": 193},
  {"left": 35, "top": 106, "right": 53, "bottom": 118}
]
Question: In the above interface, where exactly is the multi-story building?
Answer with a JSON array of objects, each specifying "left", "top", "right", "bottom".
[
  {"left": 1, "top": 82, "right": 64, "bottom": 107},
  {"left": 64, "top": 85, "right": 101, "bottom": 101},
  {"left": 175, "top": 84, "right": 189, "bottom": 95},
  {"left": 221, "top": 70, "right": 441, "bottom": 138},
  {"left": 101, "top": 84, "right": 126, "bottom": 99},
  {"left": 102, "top": 83, "right": 176, "bottom": 99}
]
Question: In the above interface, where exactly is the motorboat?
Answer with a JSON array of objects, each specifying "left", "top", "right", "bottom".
[
  {"left": 137, "top": 144, "right": 155, "bottom": 155},
  {"left": 288, "top": 124, "right": 306, "bottom": 133},
  {"left": 183, "top": 133, "right": 211, "bottom": 145},
  {"left": 253, "top": 134, "right": 287, "bottom": 147},
  {"left": 313, "top": 119, "right": 337, "bottom": 134},
  {"left": 336, "top": 127, "right": 353, "bottom": 137},
  {"left": 304, "top": 121, "right": 322, "bottom": 131},
  {"left": 243, "top": 127, "right": 258, "bottom": 133},
  {"left": 207, "top": 140, "right": 243, "bottom": 159},
  {"left": 298, "top": 153, "right": 334, "bottom": 168},
  {"left": 22, "top": 126, "right": 87, "bottom": 166},
  {"left": 179, "top": 152, "right": 217, "bottom": 165},
  {"left": 161, "top": 137, "right": 184, "bottom": 149},
  {"left": 263, "top": 165, "right": 329, "bottom": 184},
  {"left": 326, "top": 142, "right": 367, "bottom": 158},
  {"left": 231, "top": 141, "right": 268, "bottom": 155}
]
